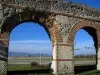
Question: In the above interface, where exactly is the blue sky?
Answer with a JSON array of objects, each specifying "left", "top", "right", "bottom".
[
  {"left": 9, "top": 22, "right": 52, "bottom": 54},
  {"left": 9, "top": 0, "right": 100, "bottom": 55},
  {"left": 66, "top": 0, "right": 100, "bottom": 8}
]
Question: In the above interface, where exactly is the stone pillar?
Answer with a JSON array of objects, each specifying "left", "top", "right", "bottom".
[
  {"left": 0, "top": 45, "right": 8, "bottom": 75},
  {"left": 51, "top": 42, "right": 58, "bottom": 74},
  {"left": 0, "top": 33, "right": 9, "bottom": 75},
  {"left": 56, "top": 43, "right": 74, "bottom": 75},
  {"left": 97, "top": 31, "right": 100, "bottom": 70},
  {"left": 0, "top": 60, "right": 7, "bottom": 75},
  {"left": 51, "top": 43, "right": 74, "bottom": 75},
  {"left": 97, "top": 46, "right": 100, "bottom": 70}
]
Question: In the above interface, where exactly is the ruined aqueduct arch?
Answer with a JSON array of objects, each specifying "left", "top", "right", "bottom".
[{"left": 0, "top": 0, "right": 100, "bottom": 75}]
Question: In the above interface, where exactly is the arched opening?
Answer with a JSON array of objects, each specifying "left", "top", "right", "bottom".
[
  {"left": 0, "top": 10, "right": 62, "bottom": 74},
  {"left": 74, "top": 27, "right": 97, "bottom": 74},
  {"left": 8, "top": 22, "right": 52, "bottom": 75}
]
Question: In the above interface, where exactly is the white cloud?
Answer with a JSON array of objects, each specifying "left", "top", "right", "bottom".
[
  {"left": 9, "top": 40, "right": 52, "bottom": 54},
  {"left": 10, "top": 40, "right": 51, "bottom": 44},
  {"left": 9, "top": 39, "right": 95, "bottom": 55}
]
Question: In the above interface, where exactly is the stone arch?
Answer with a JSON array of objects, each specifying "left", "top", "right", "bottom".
[
  {"left": 67, "top": 20, "right": 100, "bottom": 72},
  {"left": 67, "top": 20, "right": 100, "bottom": 47},
  {"left": 0, "top": 10, "right": 63, "bottom": 74},
  {"left": 1, "top": 10, "right": 62, "bottom": 44}
]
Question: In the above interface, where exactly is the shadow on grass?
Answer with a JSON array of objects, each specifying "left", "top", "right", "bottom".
[
  {"left": 8, "top": 65, "right": 97, "bottom": 75},
  {"left": 74, "top": 65, "right": 96, "bottom": 74},
  {"left": 86, "top": 71, "right": 100, "bottom": 75},
  {"left": 7, "top": 69, "right": 51, "bottom": 75}
]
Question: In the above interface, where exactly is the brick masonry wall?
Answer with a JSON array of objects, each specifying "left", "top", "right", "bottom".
[{"left": 67, "top": 20, "right": 100, "bottom": 45}]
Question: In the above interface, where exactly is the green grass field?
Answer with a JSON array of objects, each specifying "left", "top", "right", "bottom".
[
  {"left": 76, "top": 70, "right": 100, "bottom": 75},
  {"left": 8, "top": 64, "right": 52, "bottom": 75},
  {"left": 8, "top": 56, "right": 98, "bottom": 75},
  {"left": 8, "top": 64, "right": 34, "bottom": 71},
  {"left": 7, "top": 73, "right": 51, "bottom": 75},
  {"left": 8, "top": 57, "right": 100, "bottom": 75},
  {"left": 8, "top": 64, "right": 100, "bottom": 75}
]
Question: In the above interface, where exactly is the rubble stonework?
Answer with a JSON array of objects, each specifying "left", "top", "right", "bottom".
[{"left": 0, "top": 0, "right": 100, "bottom": 75}]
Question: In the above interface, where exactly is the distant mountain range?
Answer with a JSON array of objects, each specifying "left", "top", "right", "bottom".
[{"left": 8, "top": 51, "right": 52, "bottom": 57}]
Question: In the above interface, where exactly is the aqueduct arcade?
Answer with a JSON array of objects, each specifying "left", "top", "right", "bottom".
[{"left": 0, "top": 0, "right": 100, "bottom": 75}]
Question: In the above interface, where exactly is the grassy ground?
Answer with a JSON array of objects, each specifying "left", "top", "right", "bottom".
[
  {"left": 8, "top": 64, "right": 34, "bottom": 71},
  {"left": 8, "top": 64, "right": 52, "bottom": 75},
  {"left": 8, "top": 73, "right": 52, "bottom": 75},
  {"left": 8, "top": 64, "right": 50, "bottom": 71},
  {"left": 7, "top": 56, "right": 97, "bottom": 75},
  {"left": 8, "top": 73, "right": 51, "bottom": 75},
  {"left": 8, "top": 64, "right": 100, "bottom": 75},
  {"left": 76, "top": 70, "right": 100, "bottom": 75}
]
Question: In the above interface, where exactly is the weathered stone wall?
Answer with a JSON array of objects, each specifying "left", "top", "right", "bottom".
[
  {"left": 53, "top": 15, "right": 100, "bottom": 74},
  {"left": 1, "top": 0, "right": 100, "bottom": 21},
  {"left": 0, "top": 0, "right": 100, "bottom": 75},
  {"left": 0, "top": 0, "right": 100, "bottom": 33},
  {"left": 0, "top": 32, "right": 9, "bottom": 75},
  {"left": 55, "top": 15, "right": 81, "bottom": 44},
  {"left": 56, "top": 45, "right": 74, "bottom": 75},
  {"left": 0, "top": 60, "right": 7, "bottom": 75}
]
